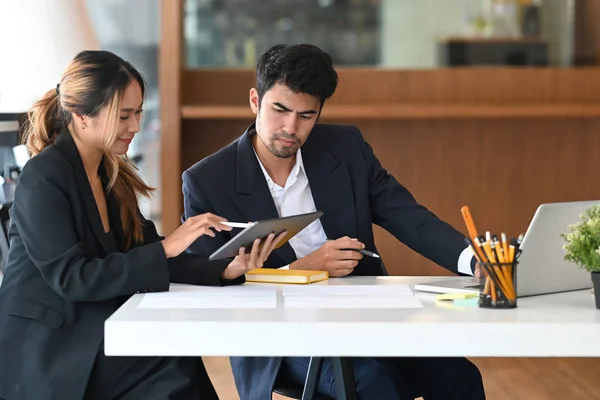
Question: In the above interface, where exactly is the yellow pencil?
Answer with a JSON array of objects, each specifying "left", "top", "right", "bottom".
[
  {"left": 493, "top": 240, "right": 515, "bottom": 301},
  {"left": 461, "top": 206, "right": 486, "bottom": 261}
]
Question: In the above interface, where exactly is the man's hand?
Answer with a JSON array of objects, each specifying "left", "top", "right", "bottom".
[
  {"left": 291, "top": 236, "right": 364, "bottom": 277},
  {"left": 475, "top": 261, "right": 482, "bottom": 278}
]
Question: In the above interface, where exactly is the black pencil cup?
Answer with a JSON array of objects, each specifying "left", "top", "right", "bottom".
[{"left": 478, "top": 261, "right": 518, "bottom": 309}]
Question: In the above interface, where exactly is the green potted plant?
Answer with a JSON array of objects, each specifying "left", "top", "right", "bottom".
[{"left": 562, "top": 204, "right": 600, "bottom": 309}]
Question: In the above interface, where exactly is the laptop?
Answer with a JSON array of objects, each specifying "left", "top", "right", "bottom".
[{"left": 413, "top": 200, "right": 597, "bottom": 297}]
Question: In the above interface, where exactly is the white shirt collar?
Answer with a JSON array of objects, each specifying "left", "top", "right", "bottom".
[{"left": 253, "top": 147, "right": 305, "bottom": 190}]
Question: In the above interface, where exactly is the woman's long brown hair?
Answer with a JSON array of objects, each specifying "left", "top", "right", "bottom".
[{"left": 20, "top": 50, "right": 154, "bottom": 248}]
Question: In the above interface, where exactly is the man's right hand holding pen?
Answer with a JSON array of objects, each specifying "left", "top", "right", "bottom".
[{"left": 290, "top": 236, "right": 365, "bottom": 277}]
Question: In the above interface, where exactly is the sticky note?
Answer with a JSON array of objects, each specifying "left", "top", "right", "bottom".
[
  {"left": 435, "top": 292, "right": 478, "bottom": 302},
  {"left": 453, "top": 298, "right": 479, "bottom": 307}
]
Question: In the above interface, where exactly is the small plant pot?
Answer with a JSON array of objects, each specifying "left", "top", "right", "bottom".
[{"left": 592, "top": 272, "right": 600, "bottom": 310}]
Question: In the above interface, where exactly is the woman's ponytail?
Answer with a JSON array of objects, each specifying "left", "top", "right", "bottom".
[{"left": 21, "top": 88, "right": 64, "bottom": 156}]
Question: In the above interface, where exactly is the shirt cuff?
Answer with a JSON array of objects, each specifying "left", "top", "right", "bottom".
[
  {"left": 457, "top": 246, "right": 476, "bottom": 275},
  {"left": 279, "top": 265, "right": 290, "bottom": 270}
]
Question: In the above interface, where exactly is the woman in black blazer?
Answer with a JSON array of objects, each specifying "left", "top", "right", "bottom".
[{"left": 0, "top": 50, "right": 282, "bottom": 400}]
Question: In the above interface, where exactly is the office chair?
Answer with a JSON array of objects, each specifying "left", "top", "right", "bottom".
[
  {"left": 379, "top": 259, "right": 389, "bottom": 276},
  {"left": 273, "top": 376, "right": 334, "bottom": 400},
  {"left": 273, "top": 357, "right": 334, "bottom": 400},
  {"left": 0, "top": 202, "right": 11, "bottom": 275}
]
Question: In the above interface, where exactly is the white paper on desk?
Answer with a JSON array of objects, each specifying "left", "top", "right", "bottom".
[
  {"left": 284, "top": 296, "right": 423, "bottom": 309},
  {"left": 138, "top": 295, "right": 276, "bottom": 309},
  {"left": 282, "top": 285, "right": 413, "bottom": 297},
  {"left": 164, "top": 285, "right": 276, "bottom": 297}
]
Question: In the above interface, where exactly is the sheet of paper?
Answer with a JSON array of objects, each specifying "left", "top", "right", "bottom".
[
  {"left": 282, "top": 284, "right": 413, "bottom": 297},
  {"left": 164, "top": 284, "right": 277, "bottom": 297},
  {"left": 284, "top": 296, "right": 423, "bottom": 309},
  {"left": 137, "top": 285, "right": 277, "bottom": 309},
  {"left": 138, "top": 295, "right": 276, "bottom": 309}
]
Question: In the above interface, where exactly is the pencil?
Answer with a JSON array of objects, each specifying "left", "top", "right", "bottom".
[
  {"left": 482, "top": 236, "right": 514, "bottom": 302},
  {"left": 493, "top": 237, "right": 513, "bottom": 292},
  {"left": 464, "top": 238, "right": 482, "bottom": 262},
  {"left": 508, "top": 244, "right": 515, "bottom": 263},
  {"left": 475, "top": 237, "right": 496, "bottom": 304},
  {"left": 492, "top": 239, "right": 515, "bottom": 301},
  {"left": 465, "top": 237, "right": 489, "bottom": 296},
  {"left": 461, "top": 206, "right": 479, "bottom": 239},
  {"left": 501, "top": 233, "right": 509, "bottom": 259},
  {"left": 460, "top": 206, "right": 486, "bottom": 261},
  {"left": 508, "top": 244, "right": 516, "bottom": 286},
  {"left": 489, "top": 240, "right": 514, "bottom": 301},
  {"left": 471, "top": 237, "right": 491, "bottom": 297}
]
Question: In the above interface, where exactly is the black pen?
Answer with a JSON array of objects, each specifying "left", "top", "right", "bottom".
[
  {"left": 327, "top": 238, "right": 380, "bottom": 258},
  {"left": 343, "top": 248, "right": 380, "bottom": 258}
]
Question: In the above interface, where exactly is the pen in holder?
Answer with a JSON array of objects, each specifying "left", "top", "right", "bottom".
[{"left": 478, "top": 260, "right": 518, "bottom": 309}]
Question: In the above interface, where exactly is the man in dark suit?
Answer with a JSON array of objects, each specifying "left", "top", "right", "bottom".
[{"left": 182, "top": 44, "right": 486, "bottom": 400}]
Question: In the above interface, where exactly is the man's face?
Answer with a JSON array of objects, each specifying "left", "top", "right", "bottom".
[{"left": 250, "top": 83, "right": 320, "bottom": 158}]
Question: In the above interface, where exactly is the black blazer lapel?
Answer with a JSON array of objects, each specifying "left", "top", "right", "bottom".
[
  {"left": 103, "top": 171, "right": 130, "bottom": 253},
  {"left": 230, "top": 126, "right": 297, "bottom": 264},
  {"left": 54, "top": 132, "right": 111, "bottom": 254},
  {"left": 302, "top": 134, "right": 358, "bottom": 240}
]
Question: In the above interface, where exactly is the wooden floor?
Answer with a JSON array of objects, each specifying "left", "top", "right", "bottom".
[{"left": 203, "top": 356, "right": 600, "bottom": 400}]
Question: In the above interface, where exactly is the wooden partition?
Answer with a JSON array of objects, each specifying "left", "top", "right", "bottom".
[{"left": 161, "top": 0, "right": 600, "bottom": 276}]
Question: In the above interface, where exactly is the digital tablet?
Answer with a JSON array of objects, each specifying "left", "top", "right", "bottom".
[{"left": 208, "top": 211, "right": 323, "bottom": 260}]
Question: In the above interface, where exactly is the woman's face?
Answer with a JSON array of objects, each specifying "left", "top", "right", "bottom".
[{"left": 78, "top": 79, "right": 144, "bottom": 156}]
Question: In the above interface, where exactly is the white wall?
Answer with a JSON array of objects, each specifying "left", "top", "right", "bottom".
[
  {"left": 0, "top": 0, "right": 97, "bottom": 112},
  {"left": 85, "top": 0, "right": 160, "bottom": 47}
]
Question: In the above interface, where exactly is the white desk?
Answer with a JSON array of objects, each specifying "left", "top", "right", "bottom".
[{"left": 104, "top": 276, "right": 600, "bottom": 358}]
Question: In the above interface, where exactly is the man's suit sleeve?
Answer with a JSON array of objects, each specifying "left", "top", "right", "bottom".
[
  {"left": 182, "top": 170, "right": 230, "bottom": 257},
  {"left": 353, "top": 128, "right": 474, "bottom": 275}
]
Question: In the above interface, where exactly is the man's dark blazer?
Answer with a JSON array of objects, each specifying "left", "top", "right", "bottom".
[
  {"left": 0, "top": 132, "right": 240, "bottom": 400},
  {"left": 182, "top": 123, "right": 474, "bottom": 400}
]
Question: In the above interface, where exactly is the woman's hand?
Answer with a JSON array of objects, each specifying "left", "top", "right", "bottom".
[
  {"left": 161, "top": 213, "right": 232, "bottom": 258},
  {"left": 221, "top": 231, "right": 287, "bottom": 280}
]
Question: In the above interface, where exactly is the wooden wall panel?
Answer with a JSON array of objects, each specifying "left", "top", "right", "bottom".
[
  {"left": 181, "top": 120, "right": 253, "bottom": 171},
  {"left": 359, "top": 118, "right": 600, "bottom": 275},
  {"left": 182, "top": 68, "right": 600, "bottom": 106}
]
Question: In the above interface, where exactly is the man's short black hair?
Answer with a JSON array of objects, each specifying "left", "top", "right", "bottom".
[{"left": 256, "top": 44, "right": 338, "bottom": 106}]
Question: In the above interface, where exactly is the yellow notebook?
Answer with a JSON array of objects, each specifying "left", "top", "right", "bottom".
[{"left": 245, "top": 268, "right": 329, "bottom": 284}]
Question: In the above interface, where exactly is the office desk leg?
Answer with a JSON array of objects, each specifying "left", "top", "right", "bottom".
[
  {"left": 332, "top": 357, "right": 357, "bottom": 400},
  {"left": 301, "top": 357, "right": 323, "bottom": 400}
]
